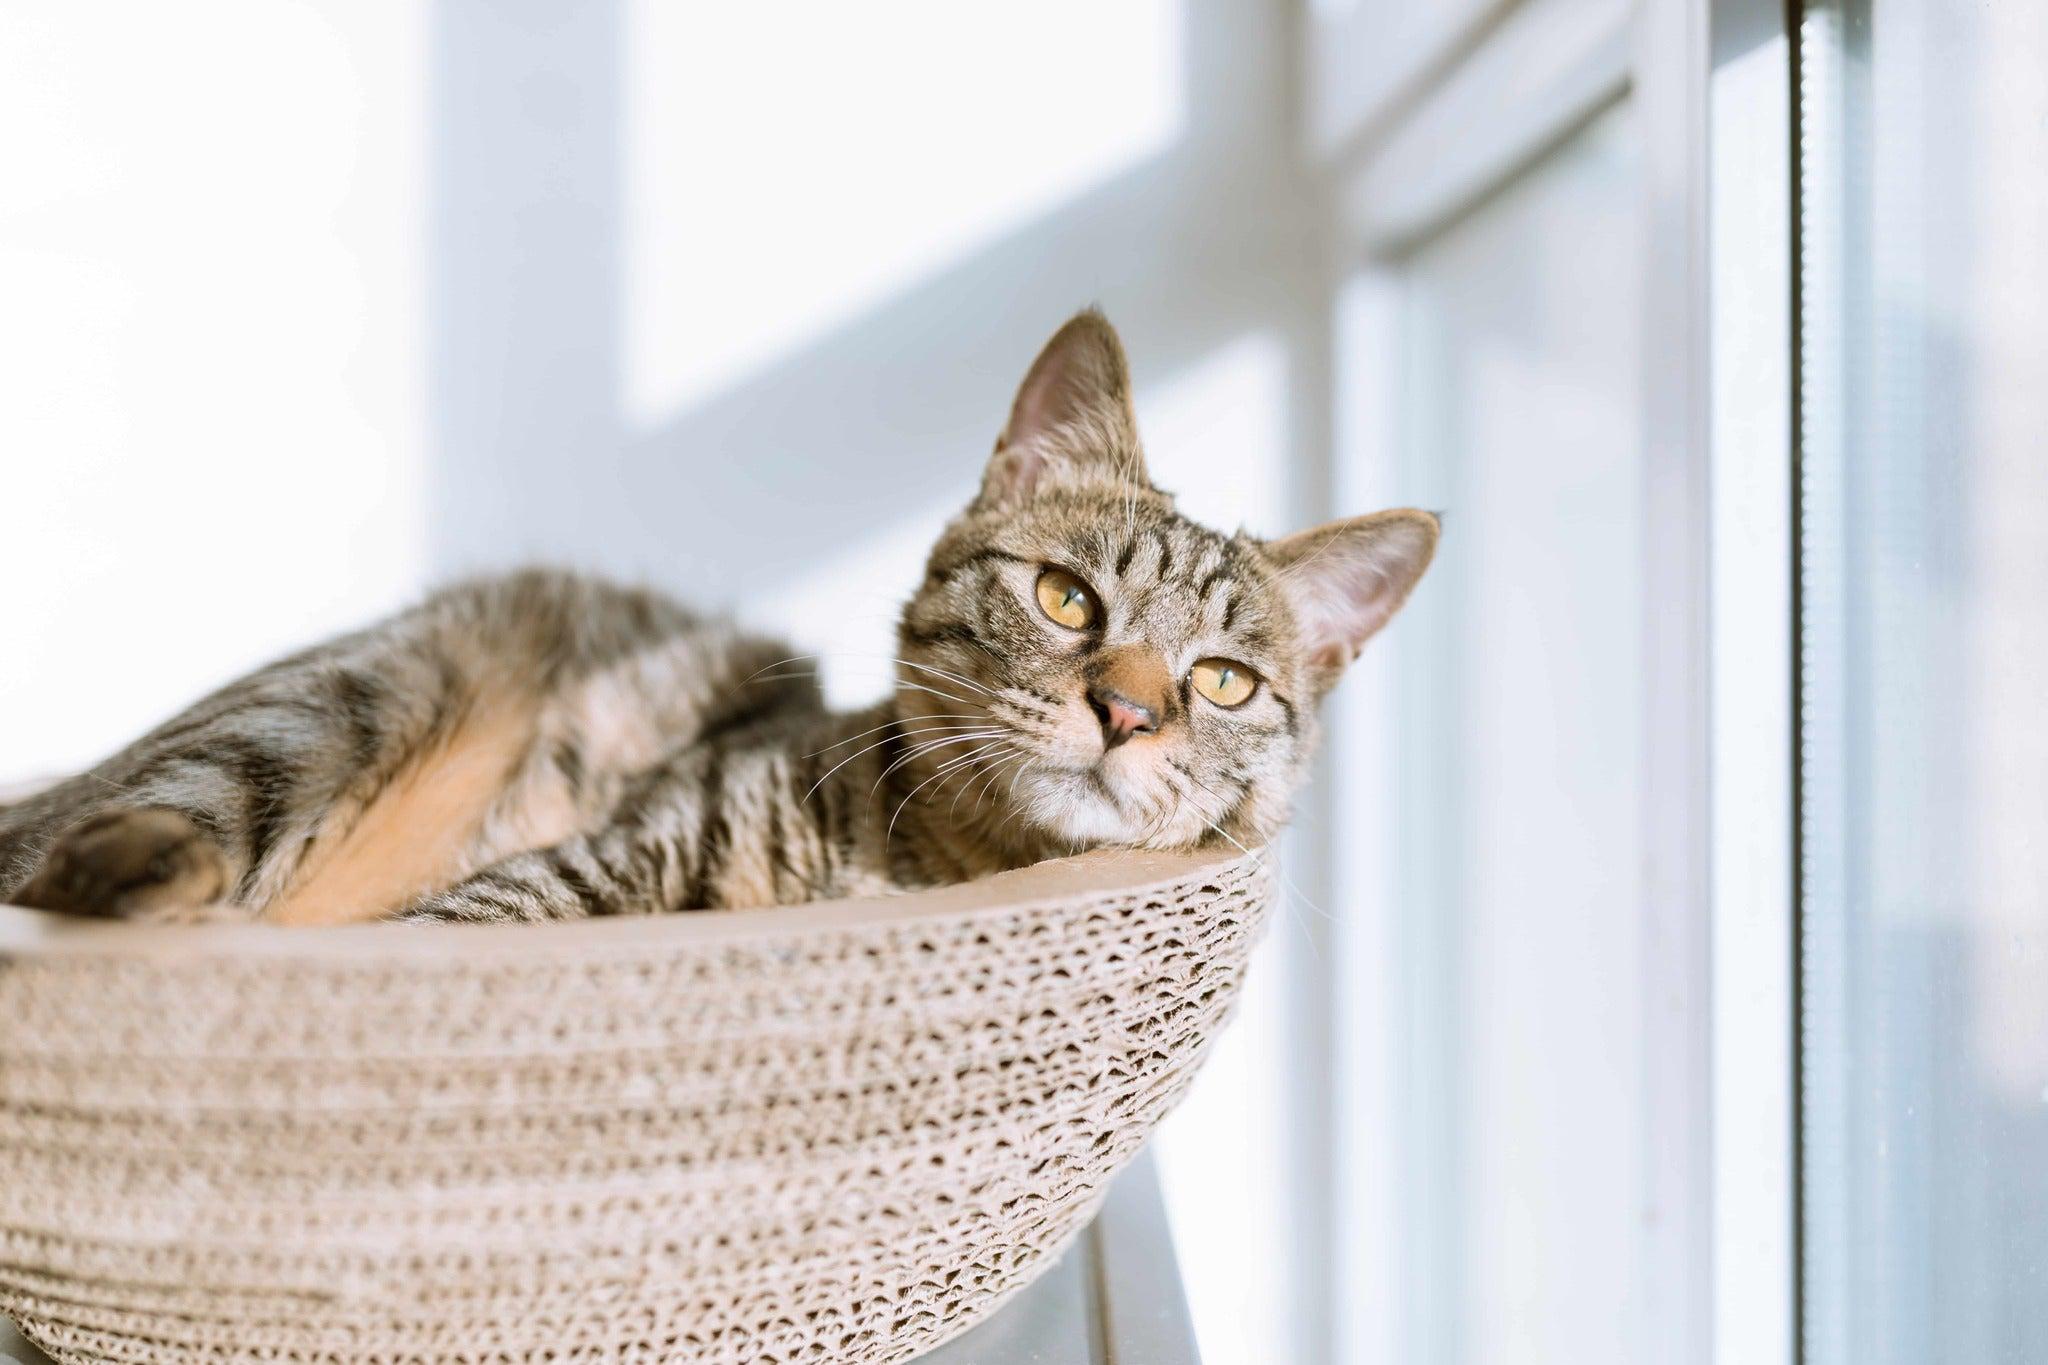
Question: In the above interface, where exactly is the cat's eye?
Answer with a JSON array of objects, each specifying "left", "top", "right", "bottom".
[
  {"left": 1034, "top": 568, "right": 1100, "bottom": 630},
  {"left": 1191, "top": 658, "right": 1257, "bottom": 708}
]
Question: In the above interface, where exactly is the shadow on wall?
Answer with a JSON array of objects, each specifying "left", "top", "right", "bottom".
[{"left": 425, "top": 0, "right": 1329, "bottom": 602}]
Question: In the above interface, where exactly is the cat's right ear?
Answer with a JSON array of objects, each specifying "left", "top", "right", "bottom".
[
  {"left": 976, "top": 310, "right": 1149, "bottom": 510},
  {"left": 1265, "top": 509, "right": 1440, "bottom": 693}
]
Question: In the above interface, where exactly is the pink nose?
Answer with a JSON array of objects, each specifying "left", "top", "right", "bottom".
[{"left": 1089, "top": 688, "right": 1158, "bottom": 749}]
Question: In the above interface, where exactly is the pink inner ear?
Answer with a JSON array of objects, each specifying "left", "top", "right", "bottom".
[
  {"left": 979, "top": 312, "right": 1146, "bottom": 510},
  {"left": 984, "top": 442, "right": 1054, "bottom": 504},
  {"left": 1002, "top": 363, "right": 1070, "bottom": 453},
  {"left": 981, "top": 346, "right": 1090, "bottom": 507},
  {"left": 1293, "top": 561, "right": 1403, "bottom": 671},
  {"left": 1274, "top": 516, "right": 1437, "bottom": 673},
  {"left": 997, "top": 312, "right": 1133, "bottom": 454}
]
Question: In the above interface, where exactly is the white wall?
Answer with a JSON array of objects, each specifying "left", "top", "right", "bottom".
[{"left": 0, "top": 3, "right": 428, "bottom": 777}]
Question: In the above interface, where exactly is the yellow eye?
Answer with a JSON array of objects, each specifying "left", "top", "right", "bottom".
[
  {"left": 1191, "top": 658, "right": 1257, "bottom": 708},
  {"left": 1035, "top": 568, "right": 1099, "bottom": 630}
]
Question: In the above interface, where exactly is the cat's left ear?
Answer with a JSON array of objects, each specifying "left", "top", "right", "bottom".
[
  {"left": 1265, "top": 509, "right": 1440, "bottom": 691},
  {"left": 977, "top": 310, "right": 1149, "bottom": 509}
]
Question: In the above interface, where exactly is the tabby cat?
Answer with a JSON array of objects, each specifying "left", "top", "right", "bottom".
[{"left": 0, "top": 312, "right": 1437, "bottom": 925}]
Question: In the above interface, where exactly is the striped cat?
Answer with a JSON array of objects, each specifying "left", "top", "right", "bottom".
[{"left": 0, "top": 312, "right": 1437, "bottom": 925}]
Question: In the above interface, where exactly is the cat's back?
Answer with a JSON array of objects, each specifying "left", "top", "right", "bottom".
[{"left": 366, "top": 568, "right": 828, "bottom": 839}]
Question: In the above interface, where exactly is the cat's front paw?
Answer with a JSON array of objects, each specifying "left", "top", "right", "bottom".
[{"left": 15, "top": 808, "right": 232, "bottom": 918}]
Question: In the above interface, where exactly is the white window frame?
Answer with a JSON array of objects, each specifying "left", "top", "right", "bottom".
[{"left": 1306, "top": 2, "right": 1798, "bottom": 1362}]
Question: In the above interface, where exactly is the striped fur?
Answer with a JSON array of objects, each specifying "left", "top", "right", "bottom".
[{"left": 0, "top": 312, "right": 1438, "bottom": 924}]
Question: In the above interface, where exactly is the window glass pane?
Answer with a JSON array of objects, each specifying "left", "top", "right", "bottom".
[{"left": 1799, "top": 2, "right": 2048, "bottom": 1360}]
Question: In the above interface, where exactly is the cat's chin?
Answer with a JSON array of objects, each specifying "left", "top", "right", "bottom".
[{"left": 1005, "top": 764, "right": 1152, "bottom": 848}]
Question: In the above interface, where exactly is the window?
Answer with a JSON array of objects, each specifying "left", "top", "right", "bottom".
[
  {"left": 1336, "top": 104, "right": 1655, "bottom": 1363},
  {"left": 1318, "top": 4, "right": 1707, "bottom": 1362},
  {"left": 1323, "top": 0, "right": 2048, "bottom": 1360},
  {"left": 1798, "top": 2, "right": 2048, "bottom": 1360}
]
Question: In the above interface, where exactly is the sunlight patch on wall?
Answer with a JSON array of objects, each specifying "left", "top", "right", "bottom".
[
  {"left": 624, "top": 1, "right": 1184, "bottom": 428},
  {"left": 1137, "top": 330, "right": 1293, "bottom": 537},
  {"left": 0, "top": 2, "right": 427, "bottom": 779}
]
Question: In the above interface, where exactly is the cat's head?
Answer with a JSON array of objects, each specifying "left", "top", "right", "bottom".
[{"left": 898, "top": 310, "right": 1437, "bottom": 855}]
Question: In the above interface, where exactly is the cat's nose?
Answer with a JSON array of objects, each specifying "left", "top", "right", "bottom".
[
  {"left": 1086, "top": 645, "right": 1171, "bottom": 750},
  {"left": 1088, "top": 687, "right": 1157, "bottom": 749}
]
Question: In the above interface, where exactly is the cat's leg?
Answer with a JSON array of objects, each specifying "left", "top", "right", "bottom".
[
  {"left": 10, "top": 807, "right": 233, "bottom": 920},
  {"left": 392, "top": 755, "right": 725, "bottom": 923},
  {"left": 389, "top": 839, "right": 667, "bottom": 924},
  {"left": 0, "top": 652, "right": 443, "bottom": 919},
  {"left": 392, "top": 724, "right": 813, "bottom": 925},
  {"left": 0, "top": 658, "right": 387, "bottom": 919},
  {"left": 0, "top": 573, "right": 620, "bottom": 918}
]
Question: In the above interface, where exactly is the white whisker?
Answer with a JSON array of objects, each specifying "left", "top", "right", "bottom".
[
  {"left": 892, "top": 659, "right": 996, "bottom": 697},
  {"left": 887, "top": 741, "right": 1006, "bottom": 846},
  {"left": 870, "top": 730, "right": 1008, "bottom": 797},
  {"left": 803, "top": 716, "right": 980, "bottom": 758},
  {"left": 803, "top": 722, "right": 993, "bottom": 807},
  {"left": 949, "top": 742, "right": 1022, "bottom": 819},
  {"left": 1167, "top": 765, "right": 1332, "bottom": 934}
]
